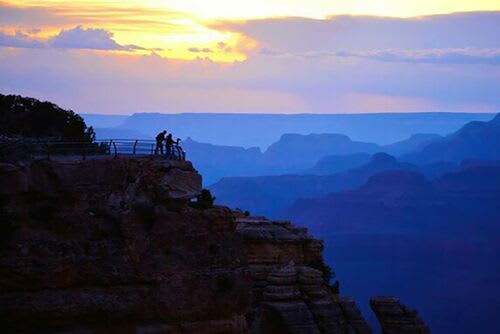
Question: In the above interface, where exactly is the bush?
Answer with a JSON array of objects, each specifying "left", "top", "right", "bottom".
[
  {"left": 192, "top": 189, "right": 215, "bottom": 209},
  {"left": 329, "top": 280, "right": 340, "bottom": 295},
  {"left": 0, "top": 94, "right": 94, "bottom": 142},
  {"left": 310, "top": 259, "right": 340, "bottom": 295}
]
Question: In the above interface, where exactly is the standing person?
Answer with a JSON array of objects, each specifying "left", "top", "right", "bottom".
[
  {"left": 155, "top": 130, "right": 166, "bottom": 155},
  {"left": 175, "top": 138, "right": 185, "bottom": 160},
  {"left": 166, "top": 133, "right": 174, "bottom": 158}
]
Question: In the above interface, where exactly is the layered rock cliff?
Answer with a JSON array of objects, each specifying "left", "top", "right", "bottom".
[
  {"left": 235, "top": 216, "right": 371, "bottom": 333},
  {"left": 0, "top": 157, "right": 428, "bottom": 333}
]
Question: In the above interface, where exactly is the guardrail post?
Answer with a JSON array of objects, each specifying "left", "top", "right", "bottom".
[
  {"left": 133, "top": 140, "right": 138, "bottom": 157},
  {"left": 112, "top": 141, "right": 118, "bottom": 158}
]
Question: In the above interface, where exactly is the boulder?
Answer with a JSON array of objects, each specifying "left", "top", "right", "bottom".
[{"left": 370, "top": 296, "right": 430, "bottom": 334}]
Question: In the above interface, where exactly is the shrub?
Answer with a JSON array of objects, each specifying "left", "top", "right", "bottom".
[
  {"left": 329, "top": 280, "right": 340, "bottom": 295},
  {"left": 192, "top": 189, "right": 215, "bottom": 209},
  {"left": 0, "top": 94, "right": 94, "bottom": 142},
  {"left": 310, "top": 259, "right": 340, "bottom": 295}
]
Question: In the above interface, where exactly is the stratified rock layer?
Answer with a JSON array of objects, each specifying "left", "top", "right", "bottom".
[
  {"left": 0, "top": 156, "right": 428, "bottom": 333},
  {"left": 370, "top": 297, "right": 430, "bottom": 334},
  {"left": 0, "top": 157, "right": 250, "bottom": 333},
  {"left": 236, "top": 217, "right": 372, "bottom": 334}
]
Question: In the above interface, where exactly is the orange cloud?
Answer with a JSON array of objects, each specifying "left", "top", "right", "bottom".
[{"left": 0, "top": 1, "right": 257, "bottom": 62}]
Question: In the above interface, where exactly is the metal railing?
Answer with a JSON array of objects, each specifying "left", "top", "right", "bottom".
[
  {"left": 0, "top": 139, "right": 186, "bottom": 161},
  {"left": 106, "top": 139, "right": 186, "bottom": 160}
]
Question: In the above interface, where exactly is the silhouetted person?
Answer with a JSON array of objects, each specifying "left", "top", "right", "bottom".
[
  {"left": 175, "top": 138, "right": 185, "bottom": 160},
  {"left": 155, "top": 130, "right": 166, "bottom": 155},
  {"left": 166, "top": 133, "right": 174, "bottom": 158}
]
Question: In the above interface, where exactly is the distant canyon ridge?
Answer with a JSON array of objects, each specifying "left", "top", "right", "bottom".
[
  {"left": 86, "top": 112, "right": 496, "bottom": 185},
  {"left": 84, "top": 112, "right": 494, "bottom": 149}
]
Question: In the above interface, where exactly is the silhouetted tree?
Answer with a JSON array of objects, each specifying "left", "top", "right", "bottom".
[{"left": 0, "top": 94, "right": 94, "bottom": 142}]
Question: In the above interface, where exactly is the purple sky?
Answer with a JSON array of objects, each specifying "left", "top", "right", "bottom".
[{"left": 1, "top": 9, "right": 499, "bottom": 114}]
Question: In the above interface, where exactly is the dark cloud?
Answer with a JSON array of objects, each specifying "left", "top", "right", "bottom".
[
  {"left": 216, "top": 41, "right": 232, "bottom": 52},
  {"left": 338, "top": 48, "right": 500, "bottom": 65},
  {"left": 0, "top": 26, "right": 146, "bottom": 51},
  {"left": 188, "top": 47, "right": 212, "bottom": 53},
  {"left": 260, "top": 47, "right": 500, "bottom": 65},
  {"left": 49, "top": 26, "right": 142, "bottom": 51},
  {"left": 0, "top": 30, "right": 44, "bottom": 48},
  {"left": 218, "top": 12, "right": 500, "bottom": 52}
]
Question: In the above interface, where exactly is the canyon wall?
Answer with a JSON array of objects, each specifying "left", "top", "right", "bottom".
[{"left": 0, "top": 157, "right": 428, "bottom": 333}]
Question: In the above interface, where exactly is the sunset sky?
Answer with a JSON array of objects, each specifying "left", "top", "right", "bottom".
[{"left": 1, "top": 0, "right": 500, "bottom": 114}]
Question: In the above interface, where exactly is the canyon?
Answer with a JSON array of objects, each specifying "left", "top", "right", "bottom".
[{"left": 0, "top": 156, "right": 429, "bottom": 333}]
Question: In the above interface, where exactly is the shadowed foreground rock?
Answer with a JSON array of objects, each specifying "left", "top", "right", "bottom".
[
  {"left": 370, "top": 297, "right": 430, "bottom": 334},
  {"left": 236, "top": 217, "right": 372, "bottom": 333},
  {"left": 0, "top": 156, "right": 428, "bottom": 333}
]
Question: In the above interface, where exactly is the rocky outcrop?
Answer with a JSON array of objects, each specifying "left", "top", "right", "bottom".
[
  {"left": 0, "top": 157, "right": 248, "bottom": 333},
  {"left": 0, "top": 156, "right": 427, "bottom": 333},
  {"left": 0, "top": 158, "right": 201, "bottom": 199},
  {"left": 235, "top": 217, "right": 371, "bottom": 334},
  {"left": 370, "top": 297, "right": 430, "bottom": 334}
]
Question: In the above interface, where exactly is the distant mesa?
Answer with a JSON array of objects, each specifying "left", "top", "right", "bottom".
[
  {"left": 308, "top": 153, "right": 371, "bottom": 175},
  {"left": 182, "top": 137, "right": 262, "bottom": 185},
  {"left": 84, "top": 111, "right": 497, "bottom": 187},
  {"left": 179, "top": 133, "right": 384, "bottom": 185},
  {"left": 209, "top": 152, "right": 427, "bottom": 219},
  {"left": 93, "top": 127, "right": 149, "bottom": 140},
  {"left": 306, "top": 133, "right": 442, "bottom": 175},
  {"left": 211, "top": 112, "right": 500, "bottom": 219},
  {"left": 492, "top": 112, "right": 500, "bottom": 124},
  {"left": 382, "top": 133, "right": 442, "bottom": 156},
  {"left": 90, "top": 111, "right": 495, "bottom": 150},
  {"left": 370, "top": 152, "right": 397, "bottom": 164},
  {"left": 358, "top": 170, "right": 433, "bottom": 195},
  {"left": 403, "top": 113, "right": 500, "bottom": 164},
  {"left": 262, "top": 133, "right": 380, "bottom": 171},
  {"left": 284, "top": 162, "right": 500, "bottom": 235}
]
